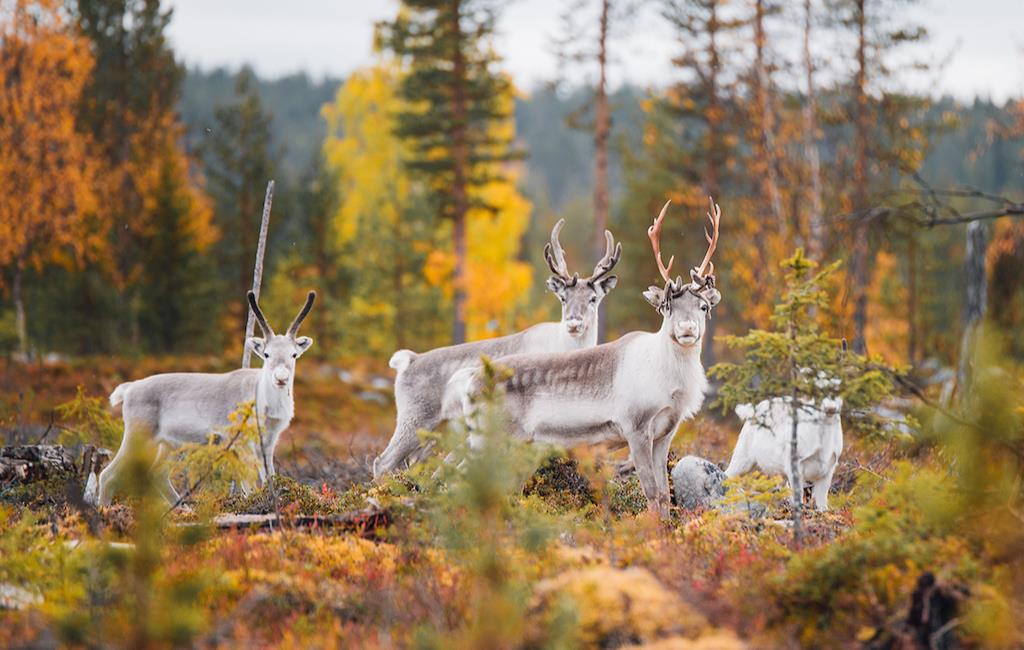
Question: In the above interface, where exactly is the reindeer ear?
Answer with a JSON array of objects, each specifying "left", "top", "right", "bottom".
[
  {"left": 246, "top": 337, "right": 266, "bottom": 357},
  {"left": 643, "top": 286, "right": 665, "bottom": 310},
  {"left": 546, "top": 276, "right": 567, "bottom": 295},
  {"left": 704, "top": 287, "right": 721, "bottom": 307},
  {"left": 294, "top": 336, "right": 313, "bottom": 356},
  {"left": 595, "top": 275, "right": 617, "bottom": 294}
]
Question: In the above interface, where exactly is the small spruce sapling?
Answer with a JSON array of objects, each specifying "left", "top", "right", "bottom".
[{"left": 710, "top": 250, "right": 900, "bottom": 541}]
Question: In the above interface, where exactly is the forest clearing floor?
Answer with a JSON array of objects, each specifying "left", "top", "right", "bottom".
[{"left": 0, "top": 357, "right": 1016, "bottom": 648}]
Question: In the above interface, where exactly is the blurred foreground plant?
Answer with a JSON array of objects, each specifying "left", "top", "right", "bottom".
[
  {"left": 167, "top": 400, "right": 261, "bottom": 501},
  {"left": 54, "top": 385, "right": 122, "bottom": 449},
  {"left": 412, "top": 356, "right": 575, "bottom": 648},
  {"left": 763, "top": 327, "right": 1023, "bottom": 647},
  {"left": 49, "top": 441, "right": 211, "bottom": 647}
]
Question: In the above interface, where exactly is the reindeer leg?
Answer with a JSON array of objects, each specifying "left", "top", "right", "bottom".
[
  {"left": 152, "top": 442, "right": 181, "bottom": 505},
  {"left": 724, "top": 428, "right": 755, "bottom": 478},
  {"left": 649, "top": 408, "right": 677, "bottom": 504},
  {"left": 374, "top": 413, "right": 434, "bottom": 479},
  {"left": 97, "top": 417, "right": 141, "bottom": 506},
  {"left": 626, "top": 429, "right": 662, "bottom": 515},
  {"left": 812, "top": 465, "right": 835, "bottom": 511}
]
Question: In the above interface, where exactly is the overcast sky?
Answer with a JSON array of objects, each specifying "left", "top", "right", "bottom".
[{"left": 166, "top": 0, "right": 1023, "bottom": 103}]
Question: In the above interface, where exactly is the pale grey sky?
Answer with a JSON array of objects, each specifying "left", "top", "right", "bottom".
[{"left": 166, "top": 0, "right": 1023, "bottom": 102}]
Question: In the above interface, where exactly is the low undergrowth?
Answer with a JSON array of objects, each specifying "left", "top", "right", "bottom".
[{"left": 1, "top": 344, "right": 1022, "bottom": 647}]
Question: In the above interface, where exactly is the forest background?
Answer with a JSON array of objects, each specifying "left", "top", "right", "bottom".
[{"left": 2, "top": 0, "right": 1023, "bottom": 379}]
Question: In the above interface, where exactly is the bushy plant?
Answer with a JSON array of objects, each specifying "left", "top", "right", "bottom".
[
  {"left": 167, "top": 401, "right": 262, "bottom": 500},
  {"left": 223, "top": 474, "right": 334, "bottom": 516},
  {"left": 54, "top": 385, "right": 123, "bottom": 449}
]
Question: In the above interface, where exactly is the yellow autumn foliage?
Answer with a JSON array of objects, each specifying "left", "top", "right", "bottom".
[
  {"left": 322, "top": 62, "right": 411, "bottom": 250},
  {"left": 530, "top": 566, "right": 742, "bottom": 647}
]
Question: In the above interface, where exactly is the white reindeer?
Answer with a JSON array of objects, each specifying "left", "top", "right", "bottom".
[
  {"left": 93, "top": 291, "right": 316, "bottom": 506},
  {"left": 447, "top": 199, "right": 723, "bottom": 513},
  {"left": 724, "top": 386, "right": 843, "bottom": 511},
  {"left": 372, "top": 220, "right": 621, "bottom": 477}
]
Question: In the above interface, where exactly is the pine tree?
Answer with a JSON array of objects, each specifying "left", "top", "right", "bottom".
[
  {"left": 199, "top": 68, "right": 277, "bottom": 334},
  {"left": 137, "top": 145, "right": 218, "bottom": 353},
  {"left": 377, "top": 0, "right": 521, "bottom": 343}
]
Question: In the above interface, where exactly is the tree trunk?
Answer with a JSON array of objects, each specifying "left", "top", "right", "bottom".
[
  {"left": 802, "top": 0, "right": 824, "bottom": 261},
  {"left": 957, "top": 221, "right": 988, "bottom": 394},
  {"left": 850, "top": 0, "right": 870, "bottom": 354},
  {"left": 594, "top": 0, "right": 611, "bottom": 342},
  {"left": 753, "top": 0, "right": 784, "bottom": 232},
  {"left": 450, "top": 1, "right": 469, "bottom": 344},
  {"left": 789, "top": 328, "right": 803, "bottom": 547},
  {"left": 13, "top": 264, "right": 27, "bottom": 359},
  {"left": 242, "top": 181, "right": 274, "bottom": 368},
  {"left": 908, "top": 234, "right": 918, "bottom": 365},
  {"left": 703, "top": 2, "right": 722, "bottom": 369}
]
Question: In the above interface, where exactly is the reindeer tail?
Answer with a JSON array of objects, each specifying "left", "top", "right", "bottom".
[
  {"left": 109, "top": 382, "right": 133, "bottom": 407},
  {"left": 734, "top": 403, "right": 755, "bottom": 422},
  {"left": 389, "top": 350, "right": 417, "bottom": 374}
]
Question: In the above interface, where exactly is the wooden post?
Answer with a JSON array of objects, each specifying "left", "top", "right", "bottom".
[{"left": 242, "top": 180, "right": 275, "bottom": 368}]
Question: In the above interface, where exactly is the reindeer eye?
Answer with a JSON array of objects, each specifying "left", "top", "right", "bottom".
[
  {"left": 700, "top": 304, "right": 709, "bottom": 312},
  {"left": 292, "top": 353, "right": 297, "bottom": 359},
  {"left": 263, "top": 353, "right": 270, "bottom": 359},
  {"left": 589, "top": 297, "right": 597, "bottom": 304}
]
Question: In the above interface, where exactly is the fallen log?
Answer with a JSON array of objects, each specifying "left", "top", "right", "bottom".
[
  {"left": 185, "top": 507, "right": 392, "bottom": 538},
  {"left": 0, "top": 445, "right": 76, "bottom": 485}
]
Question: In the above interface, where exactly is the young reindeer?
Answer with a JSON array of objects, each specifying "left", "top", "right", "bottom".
[
  {"left": 372, "top": 220, "right": 621, "bottom": 478},
  {"left": 93, "top": 291, "right": 316, "bottom": 506},
  {"left": 447, "top": 198, "right": 722, "bottom": 513}
]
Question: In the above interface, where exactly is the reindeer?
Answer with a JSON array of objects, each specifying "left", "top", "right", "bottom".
[
  {"left": 725, "top": 370, "right": 844, "bottom": 511},
  {"left": 447, "top": 198, "right": 722, "bottom": 513},
  {"left": 372, "top": 220, "right": 622, "bottom": 478},
  {"left": 93, "top": 291, "right": 316, "bottom": 506}
]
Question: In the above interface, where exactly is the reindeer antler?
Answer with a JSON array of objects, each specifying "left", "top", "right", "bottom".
[
  {"left": 695, "top": 196, "right": 721, "bottom": 279},
  {"left": 287, "top": 291, "right": 317, "bottom": 338},
  {"left": 647, "top": 200, "right": 675, "bottom": 284},
  {"left": 544, "top": 219, "right": 578, "bottom": 285},
  {"left": 247, "top": 291, "right": 274, "bottom": 337},
  {"left": 586, "top": 230, "right": 622, "bottom": 284}
]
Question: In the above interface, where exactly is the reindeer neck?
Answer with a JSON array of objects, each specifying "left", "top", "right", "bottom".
[
  {"left": 255, "top": 372, "right": 294, "bottom": 422},
  {"left": 560, "top": 321, "right": 598, "bottom": 350},
  {"left": 655, "top": 319, "right": 705, "bottom": 375}
]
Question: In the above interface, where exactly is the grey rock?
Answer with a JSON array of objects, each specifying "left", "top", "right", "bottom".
[
  {"left": 672, "top": 455, "right": 727, "bottom": 510},
  {"left": 671, "top": 455, "right": 767, "bottom": 518}
]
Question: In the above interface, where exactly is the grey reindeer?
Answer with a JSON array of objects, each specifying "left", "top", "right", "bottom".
[
  {"left": 446, "top": 199, "right": 722, "bottom": 513},
  {"left": 372, "top": 220, "right": 622, "bottom": 478},
  {"left": 92, "top": 291, "right": 316, "bottom": 506}
]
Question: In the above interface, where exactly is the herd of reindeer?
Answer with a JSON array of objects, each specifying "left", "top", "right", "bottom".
[{"left": 91, "top": 198, "right": 844, "bottom": 515}]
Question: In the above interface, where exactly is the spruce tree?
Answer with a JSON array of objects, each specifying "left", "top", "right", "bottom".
[
  {"left": 199, "top": 68, "right": 277, "bottom": 333},
  {"left": 377, "top": 0, "right": 519, "bottom": 343},
  {"left": 73, "top": 0, "right": 215, "bottom": 353}
]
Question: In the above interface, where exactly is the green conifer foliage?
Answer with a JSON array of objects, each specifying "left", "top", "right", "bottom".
[{"left": 376, "top": 0, "right": 520, "bottom": 343}]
